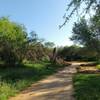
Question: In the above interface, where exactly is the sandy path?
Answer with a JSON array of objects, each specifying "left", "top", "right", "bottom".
[{"left": 9, "top": 62, "right": 80, "bottom": 100}]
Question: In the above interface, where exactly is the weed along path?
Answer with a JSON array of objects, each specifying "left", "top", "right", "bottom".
[{"left": 9, "top": 62, "right": 80, "bottom": 100}]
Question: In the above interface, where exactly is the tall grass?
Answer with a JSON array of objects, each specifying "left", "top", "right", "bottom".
[{"left": 73, "top": 74, "right": 100, "bottom": 100}]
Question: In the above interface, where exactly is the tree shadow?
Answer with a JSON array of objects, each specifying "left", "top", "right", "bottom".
[{"left": 10, "top": 64, "right": 75, "bottom": 100}]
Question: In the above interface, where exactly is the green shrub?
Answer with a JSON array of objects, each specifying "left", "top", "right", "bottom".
[
  {"left": 0, "top": 82, "right": 17, "bottom": 100},
  {"left": 96, "top": 65, "right": 100, "bottom": 70},
  {"left": 0, "top": 61, "right": 64, "bottom": 100}
]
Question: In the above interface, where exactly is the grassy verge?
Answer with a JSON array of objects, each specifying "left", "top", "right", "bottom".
[
  {"left": 73, "top": 73, "right": 100, "bottom": 100},
  {"left": 96, "top": 64, "right": 100, "bottom": 70},
  {"left": 0, "top": 61, "right": 64, "bottom": 100}
]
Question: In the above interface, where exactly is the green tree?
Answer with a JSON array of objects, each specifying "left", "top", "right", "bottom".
[
  {"left": 71, "top": 18, "right": 100, "bottom": 58},
  {"left": 44, "top": 42, "right": 55, "bottom": 48},
  {"left": 57, "top": 45, "right": 97, "bottom": 61},
  {"left": 0, "top": 17, "right": 27, "bottom": 65}
]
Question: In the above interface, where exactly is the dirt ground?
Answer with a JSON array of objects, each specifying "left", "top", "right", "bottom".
[{"left": 9, "top": 62, "right": 85, "bottom": 100}]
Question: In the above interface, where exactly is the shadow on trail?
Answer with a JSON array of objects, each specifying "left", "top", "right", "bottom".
[
  {"left": 10, "top": 64, "right": 77, "bottom": 100},
  {"left": 0, "top": 62, "right": 64, "bottom": 92},
  {"left": 9, "top": 62, "right": 91, "bottom": 100}
]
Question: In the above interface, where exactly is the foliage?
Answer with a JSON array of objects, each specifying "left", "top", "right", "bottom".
[
  {"left": 96, "top": 64, "right": 100, "bottom": 69},
  {"left": 0, "top": 17, "right": 55, "bottom": 66},
  {"left": 71, "top": 18, "right": 100, "bottom": 58},
  {"left": 44, "top": 42, "right": 55, "bottom": 48},
  {"left": 25, "top": 42, "right": 45, "bottom": 62},
  {"left": 73, "top": 74, "right": 100, "bottom": 100},
  {"left": 0, "top": 62, "right": 64, "bottom": 100},
  {"left": 71, "top": 19, "right": 91, "bottom": 45},
  {"left": 57, "top": 45, "right": 97, "bottom": 61},
  {"left": 0, "top": 17, "right": 27, "bottom": 65}
]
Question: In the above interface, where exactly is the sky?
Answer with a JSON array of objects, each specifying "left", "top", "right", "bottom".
[{"left": 0, "top": 0, "right": 77, "bottom": 46}]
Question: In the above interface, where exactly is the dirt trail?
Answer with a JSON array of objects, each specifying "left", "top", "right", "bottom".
[{"left": 9, "top": 62, "right": 82, "bottom": 100}]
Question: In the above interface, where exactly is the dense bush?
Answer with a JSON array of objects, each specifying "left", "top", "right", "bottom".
[
  {"left": 57, "top": 45, "right": 98, "bottom": 61},
  {"left": 0, "top": 17, "right": 54, "bottom": 66}
]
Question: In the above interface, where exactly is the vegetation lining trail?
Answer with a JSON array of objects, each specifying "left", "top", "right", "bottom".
[
  {"left": 73, "top": 74, "right": 100, "bottom": 100},
  {"left": 9, "top": 62, "right": 79, "bottom": 100}
]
